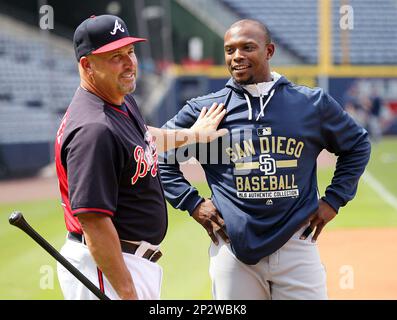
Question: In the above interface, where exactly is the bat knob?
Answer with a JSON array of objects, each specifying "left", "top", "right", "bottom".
[{"left": 9, "top": 211, "right": 23, "bottom": 225}]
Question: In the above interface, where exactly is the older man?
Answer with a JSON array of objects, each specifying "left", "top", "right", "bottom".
[
  {"left": 159, "top": 19, "right": 371, "bottom": 300},
  {"left": 55, "top": 14, "right": 226, "bottom": 300}
]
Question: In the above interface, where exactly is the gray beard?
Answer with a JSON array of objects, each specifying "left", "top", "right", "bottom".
[{"left": 118, "top": 83, "right": 136, "bottom": 95}]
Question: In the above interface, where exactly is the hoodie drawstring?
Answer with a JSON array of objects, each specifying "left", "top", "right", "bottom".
[
  {"left": 256, "top": 89, "right": 275, "bottom": 121},
  {"left": 243, "top": 92, "right": 253, "bottom": 120},
  {"left": 259, "top": 94, "right": 264, "bottom": 115}
]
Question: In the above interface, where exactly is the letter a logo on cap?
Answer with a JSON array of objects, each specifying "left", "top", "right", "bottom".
[{"left": 110, "top": 19, "right": 125, "bottom": 35}]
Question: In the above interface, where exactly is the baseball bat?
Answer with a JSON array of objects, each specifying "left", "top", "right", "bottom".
[{"left": 8, "top": 211, "right": 110, "bottom": 300}]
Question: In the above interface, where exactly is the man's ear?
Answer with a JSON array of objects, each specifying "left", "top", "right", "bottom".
[
  {"left": 80, "top": 56, "right": 93, "bottom": 75},
  {"left": 266, "top": 43, "right": 275, "bottom": 60}
]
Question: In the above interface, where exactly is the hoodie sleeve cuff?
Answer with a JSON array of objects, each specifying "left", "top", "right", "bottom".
[
  {"left": 185, "top": 196, "right": 206, "bottom": 216},
  {"left": 321, "top": 193, "right": 344, "bottom": 213}
]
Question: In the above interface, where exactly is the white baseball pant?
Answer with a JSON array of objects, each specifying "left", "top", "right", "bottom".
[
  {"left": 209, "top": 224, "right": 327, "bottom": 300},
  {"left": 57, "top": 235, "right": 162, "bottom": 300}
]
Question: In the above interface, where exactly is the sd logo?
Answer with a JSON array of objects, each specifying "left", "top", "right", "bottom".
[{"left": 259, "top": 154, "right": 276, "bottom": 175}]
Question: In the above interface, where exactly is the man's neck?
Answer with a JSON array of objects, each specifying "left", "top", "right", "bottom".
[
  {"left": 80, "top": 81, "right": 124, "bottom": 105},
  {"left": 262, "top": 73, "right": 273, "bottom": 83},
  {"left": 255, "top": 72, "right": 273, "bottom": 83}
]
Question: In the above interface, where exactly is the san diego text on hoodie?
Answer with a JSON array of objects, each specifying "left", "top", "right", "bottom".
[{"left": 159, "top": 74, "right": 371, "bottom": 265}]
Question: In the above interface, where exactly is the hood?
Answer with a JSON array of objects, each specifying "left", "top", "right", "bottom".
[
  {"left": 225, "top": 72, "right": 290, "bottom": 94},
  {"left": 226, "top": 72, "right": 290, "bottom": 121}
]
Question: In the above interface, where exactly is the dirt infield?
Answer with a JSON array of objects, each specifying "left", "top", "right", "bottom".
[
  {"left": 318, "top": 228, "right": 397, "bottom": 299},
  {"left": 0, "top": 176, "right": 59, "bottom": 203}
]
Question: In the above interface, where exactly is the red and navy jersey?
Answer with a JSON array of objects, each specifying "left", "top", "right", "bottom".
[{"left": 55, "top": 87, "right": 167, "bottom": 245}]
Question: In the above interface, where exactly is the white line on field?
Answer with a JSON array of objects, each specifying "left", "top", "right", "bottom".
[{"left": 362, "top": 171, "right": 397, "bottom": 211}]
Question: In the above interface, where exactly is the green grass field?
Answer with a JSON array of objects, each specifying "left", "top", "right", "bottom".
[{"left": 1, "top": 138, "right": 396, "bottom": 300}]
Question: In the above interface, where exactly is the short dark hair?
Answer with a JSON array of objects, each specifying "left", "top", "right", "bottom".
[{"left": 229, "top": 19, "right": 272, "bottom": 44}]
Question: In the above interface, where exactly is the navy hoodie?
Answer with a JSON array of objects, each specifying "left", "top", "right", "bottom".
[{"left": 159, "top": 75, "right": 371, "bottom": 265}]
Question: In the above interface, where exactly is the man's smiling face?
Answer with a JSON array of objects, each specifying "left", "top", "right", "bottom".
[{"left": 224, "top": 21, "right": 273, "bottom": 85}]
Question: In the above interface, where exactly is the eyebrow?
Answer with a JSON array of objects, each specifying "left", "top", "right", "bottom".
[
  {"left": 110, "top": 46, "right": 134, "bottom": 55},
  {"left": 224, "top": 41, "right": 257, "bottom": 48}
]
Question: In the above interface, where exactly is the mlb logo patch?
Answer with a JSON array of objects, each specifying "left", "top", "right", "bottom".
[{"left": 257, "top": 127, "right": 272, "bottom": 136}]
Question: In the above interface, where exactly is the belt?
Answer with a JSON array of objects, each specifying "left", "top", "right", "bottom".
[{"left": 67, "top": 232, "right": 162, "bottom": 263}]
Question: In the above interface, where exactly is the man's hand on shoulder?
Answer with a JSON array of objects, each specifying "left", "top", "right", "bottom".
[
  {"left": 190, "top": 103, "right": 228, "bottom": 143},
  {"left": 191, "top": 199, "right": 230, "bottom": 245},
  {"left": 147, "top": 103, "right": 227, "bottom": 153}
]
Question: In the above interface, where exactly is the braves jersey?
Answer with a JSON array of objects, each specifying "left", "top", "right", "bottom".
[{"left": 55, "top": 87, "right": 167, "bottom": 245}]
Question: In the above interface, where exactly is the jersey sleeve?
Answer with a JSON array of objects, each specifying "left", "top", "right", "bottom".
[
  {"left": 63, "top": 123, "right": 124, "bottom": 217},
  {"left": 319, "top": 91, "right": 371, "bottom": 212}
]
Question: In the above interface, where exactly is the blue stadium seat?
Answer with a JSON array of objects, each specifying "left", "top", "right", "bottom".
[{"left": 0, "top": 32, "right": 78, "bottom": 144}]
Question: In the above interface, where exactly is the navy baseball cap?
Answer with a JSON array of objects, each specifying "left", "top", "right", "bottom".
[{"left": 73, "top": 14, "right": 146, "bottom": 61}]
